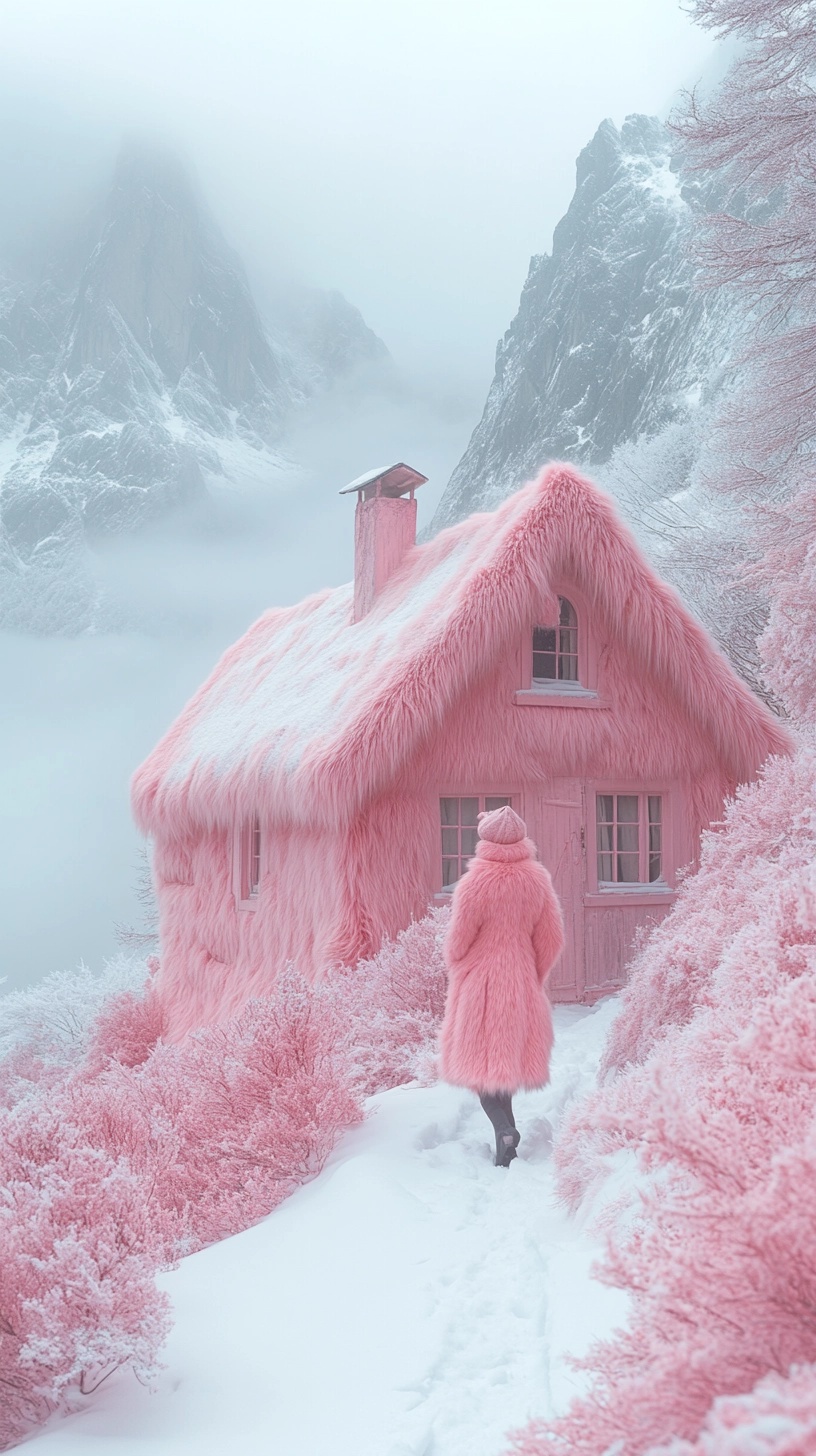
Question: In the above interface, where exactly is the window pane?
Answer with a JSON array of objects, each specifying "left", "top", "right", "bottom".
[
  {"left": 442, "top": 858, "right": 459, "bottom": 887},
  {"left": 461, "top": 828, "right": 478, "bottom": 858},
  {"left": 440, "top": 798, "right": 459, "bottom": 826},
  {"left": 533, "top": 652, "right": 557, "bottom": 680},
  {"left": 485, "top": 796, "right": 512, "bottom": 812},
  {"left": 649, "top": 800, "right": 662, "bottom": 881},
  {"left": 596, "top": 795, "right": 613, "bottom": 825},
  {"left": 617, "top": 795, "right": 639, "bottom": 822},
  {"left": 532, "top": 626, "right": 557, "bottom": 681},
  {"left": 617, "top": 823, "right": 639, "bottom": 855},
  {"left": 598, "top": 853, "right": 614, "bottom": 882},
  {"left": 559, "top": 623, "right": 579, "bottom": 652},
  {"left": 559, "top": 627, "right": 578, "bottom": 655},
  {"left": 441, "top": 827, "right": 458, "bottom": 855},
  {"left": 533, "top": 626, "right": 557, "bottom": 653},
  {"left": 597, "top": 817, "right": 614, "bottom": 883},
  {"left": 617, "top": 853, "right": 640, "bottom": 883},
  {"left": 460, "top": 798, "right": 479, "bottom": 826},
  {"left": 559, "top": 598, "right": 577, "bottom": 627},
  {"left": 558, "top": 651, "right": 579, "bottom": 682},
  {"left": 596, "top": 823, "right": 613, "bottom": 854}
]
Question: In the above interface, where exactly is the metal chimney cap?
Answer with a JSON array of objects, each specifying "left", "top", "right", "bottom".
[{"left": 339, "top": 462, "right": 428, "bottom": 498}]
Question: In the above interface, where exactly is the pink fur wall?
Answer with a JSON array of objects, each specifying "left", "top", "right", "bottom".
[{"left": 154, "top": 823, "right": 348, "bottom": 1040}]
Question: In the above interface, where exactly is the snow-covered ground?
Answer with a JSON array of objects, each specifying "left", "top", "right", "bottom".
[{"left": 25, "top": 1002, "right": 627, "bottom": 1456}]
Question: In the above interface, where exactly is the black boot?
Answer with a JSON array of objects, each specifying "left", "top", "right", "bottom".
[
  {"left": 479, "top": 1092, "right": 520, "bottom": 1167},
  {"left": 495, "top": 1127, "right": 521, "bottom": 1167}
]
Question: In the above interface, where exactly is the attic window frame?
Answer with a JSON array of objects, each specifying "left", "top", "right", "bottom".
[
  {"left": 438, "top": 791, "right": 517, "bottom": 891},
  {"left": 533, "top": 596, "right": 579, "bottom": 684},
  {"left": 519, "top": 586, "right": 598, "bottom": 700},
  {"left": 233, "top": 814, "right": 262, "bottom": 912}
]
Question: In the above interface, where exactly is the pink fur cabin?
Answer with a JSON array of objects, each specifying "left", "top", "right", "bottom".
[{"left": 132, "top": 462, "right": 791, "bottom": 1039}]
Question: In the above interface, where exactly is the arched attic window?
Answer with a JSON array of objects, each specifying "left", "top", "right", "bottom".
[{"left": 533, "top": 597, "right": 579, "bottom": 684}]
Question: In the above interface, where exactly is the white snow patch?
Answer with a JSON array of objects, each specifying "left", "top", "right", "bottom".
[
  {"left": 624, "top": 154, "right": 686, "bottom": 213},
  {"left": 25, "top": 1000, "right": 627, "bottom": 1456},
  {"left": 0, "top": 414, "right": 32, "bottom": 483}
]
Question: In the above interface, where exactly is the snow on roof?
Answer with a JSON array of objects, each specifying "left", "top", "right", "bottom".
[{"left": 132, "top": 464, "right": 792, "bottom": 835}]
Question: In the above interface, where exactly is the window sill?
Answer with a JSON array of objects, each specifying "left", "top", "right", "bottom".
[
  {"left": 585, "top": 889, "right": 676, "bottom": 908},
  {"left": 514, "top": 687, "right": 603, "bottom": 708},
  {"left": 235, "top": 898, "right": 259, "bottom": 913}
]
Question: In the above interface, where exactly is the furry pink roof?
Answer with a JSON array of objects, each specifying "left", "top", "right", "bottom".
[{"left": 132, "top": 464, "right": 792, "bottom": 835}]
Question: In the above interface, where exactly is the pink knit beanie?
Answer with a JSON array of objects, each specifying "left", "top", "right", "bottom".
[{"left": 477, "top": 805, "right": 527, "bottom": 844}]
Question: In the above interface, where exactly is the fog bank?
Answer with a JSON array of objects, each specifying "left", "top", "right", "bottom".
[{"left": 0, "top": 381, "right": 470, "bottom": 992}]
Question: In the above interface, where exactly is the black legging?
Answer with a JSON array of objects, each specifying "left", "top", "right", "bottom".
[{"left": 479, "top": 1091, "right": 516, "bottom": 1135}]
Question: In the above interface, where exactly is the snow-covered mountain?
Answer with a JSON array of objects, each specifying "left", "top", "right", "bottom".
[
  {"left": 433, "top": 114, "right": 736, "bottom": 532},
  {"left": 0, "top": 142, "right": 387, "bottom": 628}
]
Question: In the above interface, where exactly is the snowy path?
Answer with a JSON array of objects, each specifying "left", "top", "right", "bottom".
[{"left": 26, "top": 1002, "right": 626, "bottom": 1456}]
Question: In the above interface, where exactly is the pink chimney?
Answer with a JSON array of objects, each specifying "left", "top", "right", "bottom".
[{"left": 340, "top": 462, "right": 428, "bottom": 621}]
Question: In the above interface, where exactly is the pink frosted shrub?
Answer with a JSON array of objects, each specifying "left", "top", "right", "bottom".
[
  {"left": 605, "top": 745, "right": 816, "bottom": 1076},
  {"left": 0, "top": 955, "right": 153, "bottom": 1110},
  {"left": 0, "top": 910, "right": 446, "bottom": 1444},
  {"left": 83, "top": 976, "right": 165, "bottom": 1074},
  {"left": 659, "top": 1364, "right": 816, "bottom": 1456},
  {"left": 0, "top": 964, "right": 365, "bottom": 1443},
  {"left": 0, "top": 1102, "right": 170, "bottom": 1452},
  {"left": 72, "top": 965, "right": 364, "bottom": 1249},
  {"left": 332, "top": 905, "right": 450, "bottom": 1095}
]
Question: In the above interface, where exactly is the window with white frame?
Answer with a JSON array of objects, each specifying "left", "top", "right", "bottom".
[
  {"left": 596, "top": 793, "right": 663, "bottom": 887},
  {"left": 532, "top": 597, "right": 579, "bottom": 684},
  {"left": 238, "top": 814, "right": 262, "bottom": 903},
  {"left": 440, "top": 795, "right": 512, "bottom": 888}
]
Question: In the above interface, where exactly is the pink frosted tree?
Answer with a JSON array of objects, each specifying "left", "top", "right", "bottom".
[
  {"left": 0, "top": 1103, "right": 170, "bottom": 1451},
  {"left": 676, "top": 0, "right": 816, "bottom": 503},
  {"left": 673, "top": 0, "right": 816, "bottom": 717}
]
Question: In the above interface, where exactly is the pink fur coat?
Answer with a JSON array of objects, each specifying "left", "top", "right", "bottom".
[{"left": 439, "top": 838, "right": 565, "bottom": 1094}]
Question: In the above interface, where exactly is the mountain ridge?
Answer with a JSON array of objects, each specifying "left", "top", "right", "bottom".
[{"left": 432, "top": 113, "right": 736, "bottom": 533}]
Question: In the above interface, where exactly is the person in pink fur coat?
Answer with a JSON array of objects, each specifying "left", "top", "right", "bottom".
[{"left": 439, "top": 805, "right": 565, "bottom": 1166}]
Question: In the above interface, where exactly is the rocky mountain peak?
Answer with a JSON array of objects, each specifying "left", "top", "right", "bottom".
[
  {"left": 432, "top": 113, "right": 727, "bottom": 531},
  {"left": 65, "top": 141, "right": 287, "bottom": 418},
  {"left": 0, "top": 141, "right": 389, "bottom": 629}
]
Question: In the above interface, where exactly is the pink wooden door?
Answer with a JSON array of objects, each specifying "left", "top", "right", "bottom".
[{"left": 525, "top": 781, "right": 585, "bottom": 1002}]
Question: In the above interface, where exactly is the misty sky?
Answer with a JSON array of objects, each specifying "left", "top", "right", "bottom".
[
  {"left": 1, "top": 0, "right": 714, "bottom": 391},
  {"left": 0, "top": 1, "right": 719, "bottom": 994}
]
